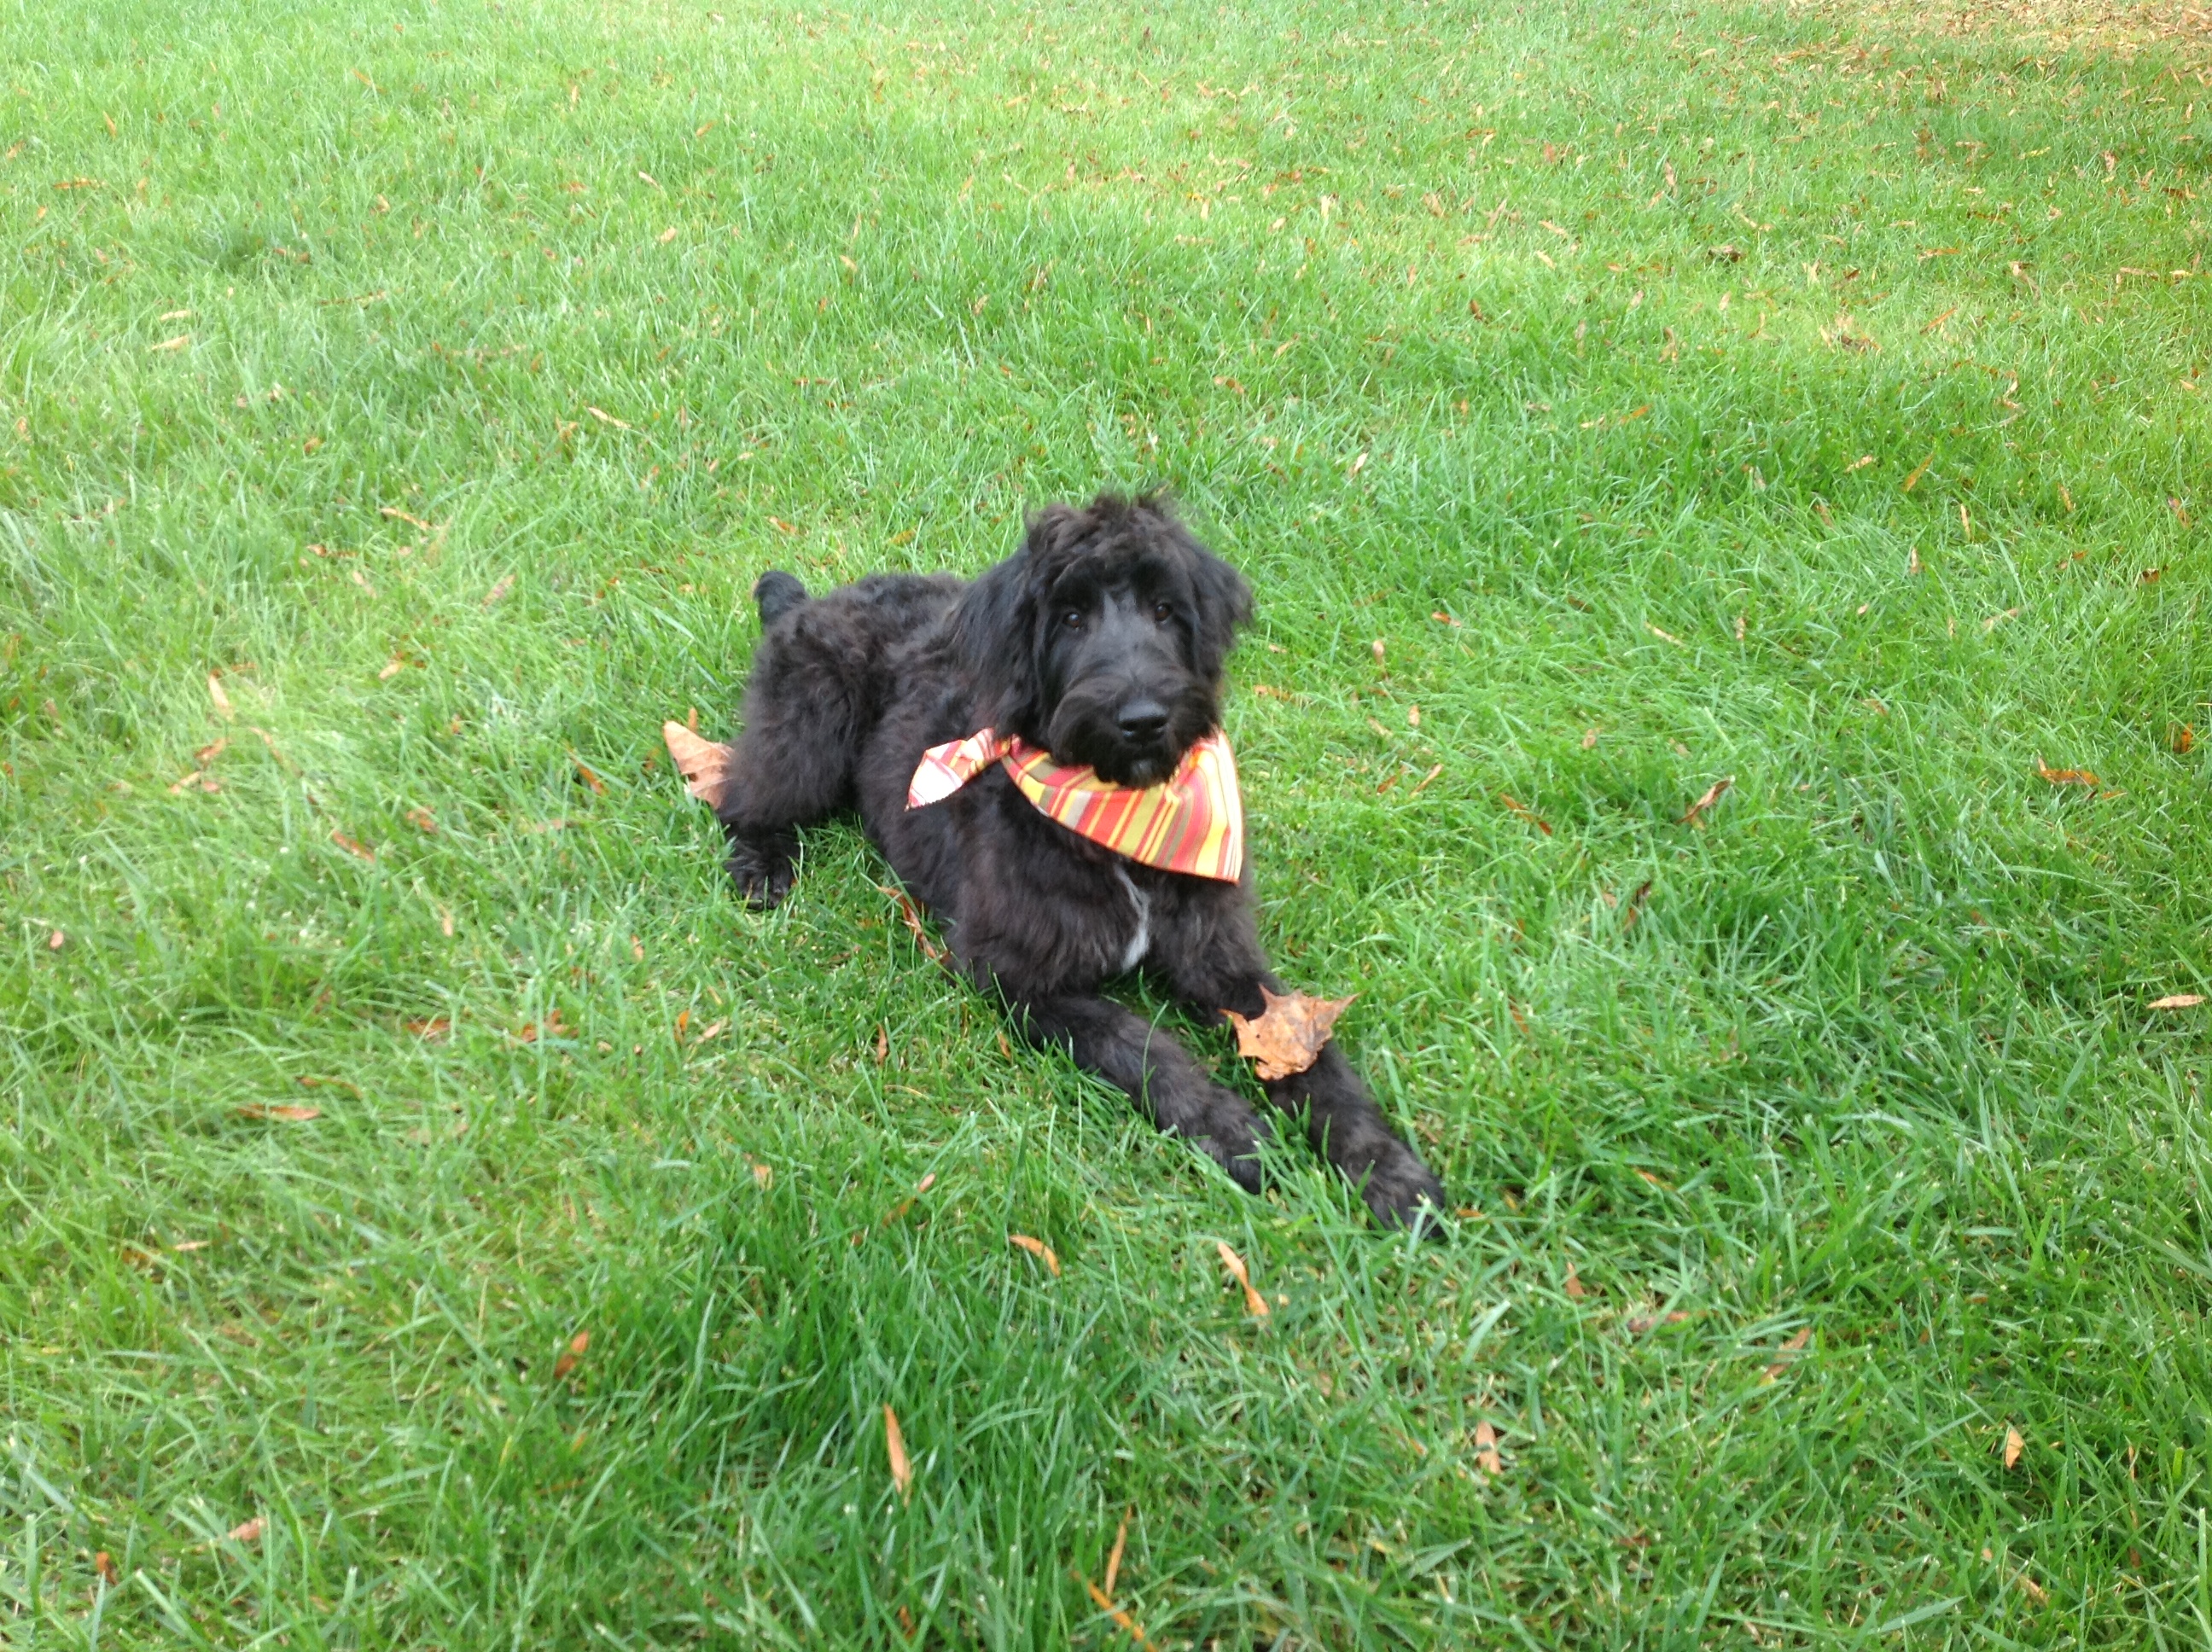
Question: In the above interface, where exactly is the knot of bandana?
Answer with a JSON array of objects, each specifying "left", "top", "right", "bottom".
[{"left": 907, "top": 728, "right": 1244, "bottom": 882}]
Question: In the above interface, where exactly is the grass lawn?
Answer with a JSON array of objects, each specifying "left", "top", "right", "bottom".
[{"left": 4, "top": 0, "right": 2210, "bottom": 1643}]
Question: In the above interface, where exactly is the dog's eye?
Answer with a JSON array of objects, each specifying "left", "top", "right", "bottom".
[
  {"left": 1060, "top": 609, "right": 1084, "bottom": 631},
  {"left": 1151, "top": 600, "right": 1173, "bottom": 623}
]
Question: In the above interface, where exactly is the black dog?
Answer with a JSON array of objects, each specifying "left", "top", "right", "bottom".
[{"left": 713, "top": 493, "right": 1445, "bottom": 1229}]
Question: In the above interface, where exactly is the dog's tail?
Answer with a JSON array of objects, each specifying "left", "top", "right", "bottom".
[{"left": 752, "top": 570, "right": 807, "bottom": 626}]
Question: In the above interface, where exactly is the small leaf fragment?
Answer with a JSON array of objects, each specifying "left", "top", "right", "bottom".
[
  {"left": 1474, "top": 1420, "right": 1504, "bottom": 1475},
  {"left": 1763, "top": 1326, "right": 1812, "bottom": 1381},
  {"left": 2033, "top": 759, "right": 2098, "bottom": 787},
  {"left": 208, "top": 672, "right": 235, "bottom": 719},
  {"left": 2150, "top": 993, "right": 2207, "bottom": 1009},
  {"left": 885, "top": 1405, "right": 913, "bottom": 1501},
  {"left": 1009, "top": 1233, "right": 1061, "bottom": 1276},
  {"left": 236, "top": 1104, "right": 320, "bottom": 1121},
  {"left": 552, "top": 1330, "right": 590, "bottom": 1381},
  {"left": 1679, "top": 776, "right": 1734, "bottom": 827},
  {"left": 2003, "top": 1424, "right": 2024, "bottom": 1469},
  {"left": 1217, "top": 1241, "right": 1271, "bottom": 1318},
  {"left": 227, "top": 1517, "right": 265, "bottom": 1543}
]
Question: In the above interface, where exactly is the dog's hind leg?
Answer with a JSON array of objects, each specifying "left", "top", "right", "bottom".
[
  {"left": 714, "top": 578, "right": 864, "bottom": 908},
  {"left": 1009, "top": 993, "right": 1271, "bottom": 1193}
]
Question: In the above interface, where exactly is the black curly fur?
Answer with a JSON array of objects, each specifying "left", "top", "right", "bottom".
[{"left": 713, "top": 493, "right": 1446, "bottom": 1229}]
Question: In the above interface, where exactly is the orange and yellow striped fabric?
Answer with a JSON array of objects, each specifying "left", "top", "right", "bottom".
[{"left": 906, "top": 728, "right": 1244, "bottom": 882}]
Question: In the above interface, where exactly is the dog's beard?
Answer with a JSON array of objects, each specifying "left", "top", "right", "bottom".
[{"left": 1045, "top": 678, "right": 1219, "bottom": 788}]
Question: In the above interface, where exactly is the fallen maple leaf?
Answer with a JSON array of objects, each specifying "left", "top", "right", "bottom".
[
  {"left": 2003, "top": 1424, "right": 2024, "bottom": 1469},
  {"left": 1010, "top": 1233, "right": 1061, "bottom": 1276},
  {"left": 663, "top": 721, "right": 731, "bottom": 806},
  {"left": 1474, "top": 1419, "right": 1504, "bottom": 1475},
  {"left": 2034, "top": 759, "right": 2098, "bottom": 787},
  {"left": 2150, "top": 994, "right": 2207, "bottom": 1009},
  {"left": 1224, "top": 986, "right": 1353, "bottom": 1080},
  {"left": 227, "top": 1517, "right": 265, "bottom": 1543},
  {"left": 885, "top": 1405, "right": 913, "bottom": 1501},
  {"left": 236, "top": 1104, "right": 320, "bottom": 1121},
  {"left": 1679, "top": 776, "right": 1734, "bottom": 826},
  {"left": 1217, "top": 1242, "right": 1271, "bottom": 1318},
  {"left": 552, "top": 1330, "right": 589, "bottom": 1381}
]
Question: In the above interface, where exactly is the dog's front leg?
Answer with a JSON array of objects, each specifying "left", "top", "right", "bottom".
[
  {"left": 1159, "top": 947, "right": 1446, "bottom": 1230},
  {"left": 1009, "top": 994, "right": 1270, "bottom": 1193}
]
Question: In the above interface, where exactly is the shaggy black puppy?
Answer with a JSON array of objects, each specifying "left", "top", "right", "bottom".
[{"left": 714, "top": 493, "right": 1446, "bottom": 1229}]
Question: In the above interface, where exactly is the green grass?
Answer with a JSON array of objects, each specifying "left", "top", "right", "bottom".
[{"left": 3, "top": 0, "right": 2209, "bottom": 1643}]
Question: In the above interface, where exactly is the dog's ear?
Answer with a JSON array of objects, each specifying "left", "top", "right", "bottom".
[
  {"left": 951, "top": 510, "right": 1080, "bottom": 733},
  {"left": 1186, "top": 543, "right": 1254, "bottom": 678}
]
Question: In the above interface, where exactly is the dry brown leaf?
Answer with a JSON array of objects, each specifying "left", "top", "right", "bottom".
[
  {"left": 585, "top": 406, "right": 631, "bottom": 429},
  {"left": 885, "top": 1405, "right": 913, "bottom": 1501},
  {"left": 2003, "top": 1424, "right": 2024, "bottom": 1469},
  {"left": 1409, "top": 763, "right": 1443, "bottom": 796},
  {"left": 93, "top": 1551, "right": 119, "bottom": 1585},
  {"left": 195, "top": 736, "right": 228, "bottom": 766},
  {"left": 483, "top": 573, "right": 515, "bottom": 606},
  {"left": 379, "top": 654, "right": 406, "bottom": 680},
  {"left": 574, "top": 759, "right": 607, "bottom": 795},
  {"left": 674, "top": 1008, "right": 691, "bottom": 1044},
  {"left": 1679, "top": 776, "right": 1734, "bottom": 827},
  {"left": 1763, "top": 1326, "right": 1812, "bottom": 1381},
  {"left": 1009, "top": 1233, "right": 1061, "bottom": 1276},
  {"left": 1103, "top": 1509, "right": 1131, "bottom": 1597},
  {"left": 1224, "top": 986, "right": 1353, "bottom": 1081},
  {"left": 1646, "top": 622, "right": 1684, "bottom": 646},
  {"left": 227, "top": 1517, "right": 265, "bottom": 1543},
  {"left": 207, "top": 672, "right": 235, "bottom": 719},
  {"left": 1080, "top": 1575, "right": 1154, "bottom": 1649},
  {"left": 2171, "top": 724, "right": 2195, "bottom": 755},
  {"left": 46, "top": 928, "right": 66, "bottom": 951},
  {"left": 1473, "top": 1419, "right": 1504, "bottom": 1475},
  {"left": 1217, "top": 1242, "right": 1271, "bottom": 1318},
  {"left": 873, "top": 1023, "right": 889, "bottom": 1063},
  {"left": 552, "top": 1330, "right": 590, "bottom": 1381},
  {"left": 1581, "top": 727, "right": 1600, "bottom": 749},
  {"left": 2034, "top": 759, "right": 2098, "bottom": 787},
  {"left": 2150, "top": 993, "right": 2207, "bottom": 1009},
  {"left": 876, "top": 882, "right": 948, "bottom": 966},
  {"left": 236, "top": 1104, "right": 321, "bottom": 1121},
  {"left": 1499, "top": 792, "right": 1552, "bottom": 835},
  {"left": 1563, "top": 1261, "right": 1588, "bottom": 1300},
  {"left": 1902, "top": 455, "right": 1934, "bottom": 492},
  {"left": 750, "top": 1161, "right": 772, "bottom": 1189},
  {"left": 405, "top": 1017, "right": 451, "bottom": 1038},
  {"left": 663, "top": 720, "right": 732, "bottom": 806},
  {"left": 2017, "top": 1571, "right": 2048, "bottom": 1607},
  {"left": 331, "top": 829, "right": 376, "bottom": 861},
  {"left": 405, "top": 806, "right": 437, "bottom": 834}
]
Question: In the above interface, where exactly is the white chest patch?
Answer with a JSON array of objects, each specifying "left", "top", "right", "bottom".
[{"left": 1112, "top": 865, "right": 1151, "bottom": 973}]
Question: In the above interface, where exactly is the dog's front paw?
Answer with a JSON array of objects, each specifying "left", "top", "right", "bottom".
[
  {"left": 1355, "top": 1141, "right": 1448, "bottom": 1234},
  {"left": 724, "top": 846, "right": 795, "bottom": 910},
  {"left": 1180, "top": 1095, "right": 1272, "bottom": 1194}
]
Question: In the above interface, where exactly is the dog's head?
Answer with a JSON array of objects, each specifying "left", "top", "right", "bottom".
[{"left": 952, "top": 493, "right": 1252, "bottom": 787}]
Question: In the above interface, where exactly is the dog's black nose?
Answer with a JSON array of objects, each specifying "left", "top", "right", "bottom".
[{"left": 1115, "top": 699, "right": 1169, "bottom": 742}]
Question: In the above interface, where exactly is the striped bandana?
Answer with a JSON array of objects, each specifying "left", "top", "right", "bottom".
[{"left": 907, "top": 728, "right": 1244, "bottom": 882}]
